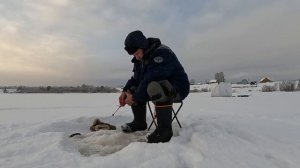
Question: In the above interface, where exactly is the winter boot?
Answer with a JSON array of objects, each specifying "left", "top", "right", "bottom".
[
  {"left": 121, "top": 104, "right": 147, "bottom": 133},
  {"left": 147, "top": 102, "right": 173, "bottom": 143}
]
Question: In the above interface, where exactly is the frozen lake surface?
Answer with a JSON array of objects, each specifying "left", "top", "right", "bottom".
[{"left": 0, "top": 91, "right": 299, "bottom": 168}]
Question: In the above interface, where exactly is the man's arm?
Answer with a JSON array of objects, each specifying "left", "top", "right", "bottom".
[{"left": 123, "top": 76, "right": 136, "bottom": 92}]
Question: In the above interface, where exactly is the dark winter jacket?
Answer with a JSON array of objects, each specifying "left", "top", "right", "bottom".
[{"left": 123, "top": 38, "right": 190, "bottom": 103}]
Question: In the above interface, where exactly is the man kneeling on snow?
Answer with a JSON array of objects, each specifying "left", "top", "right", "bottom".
[{"left": 119, "top": 30, "right": 189, "bottom": 143}]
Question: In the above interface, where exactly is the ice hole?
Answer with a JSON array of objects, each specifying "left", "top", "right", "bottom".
[{"left": 70, "top": 130, "right": 147, "bottom": 156}]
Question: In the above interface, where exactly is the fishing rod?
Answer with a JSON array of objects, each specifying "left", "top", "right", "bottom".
[{"left": 112, "top": 105, "right": 122, "bottom": 116}]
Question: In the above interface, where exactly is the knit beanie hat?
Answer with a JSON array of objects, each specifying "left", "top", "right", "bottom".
[{"left": 124, "top": 30, "right": 148, "bottom": 55}]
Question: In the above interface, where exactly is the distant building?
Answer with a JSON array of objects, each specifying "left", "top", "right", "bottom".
[
  {"left": 259, "top": 77, "right": 273, "bottom": 83},
  {"left": 237, "top": 79, "right": 249, "bottom": 85},
  {"left": 209, "top": 79, "right": 217, "bottom": 84}
]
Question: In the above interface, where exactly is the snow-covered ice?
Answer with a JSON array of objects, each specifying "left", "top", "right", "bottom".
[{"left": 0, "top": 90, "right": 299, "bottom": 168}]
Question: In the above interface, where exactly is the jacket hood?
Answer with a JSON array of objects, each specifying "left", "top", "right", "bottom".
[{"left": 143, "top": 38, "right": 161, "bottom": 59}]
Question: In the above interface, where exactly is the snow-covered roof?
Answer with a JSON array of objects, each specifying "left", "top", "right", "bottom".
[{"left": 209, "top": 79, "right": 217, "bottom": 83}]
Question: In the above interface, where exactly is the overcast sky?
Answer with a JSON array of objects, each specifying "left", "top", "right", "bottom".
[{"left": 1, "top": 0, "right": 299, "bottom": 86}]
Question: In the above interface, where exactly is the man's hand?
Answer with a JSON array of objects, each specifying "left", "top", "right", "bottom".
[
  {"left": 125, "top": 92, "right": 135, "bottom": 106},
  {"left": 119, "top": 92, "right": 127, "bottom": 107}
]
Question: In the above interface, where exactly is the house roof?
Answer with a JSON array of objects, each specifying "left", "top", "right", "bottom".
[{"left": 259, "top": 77, "right": 272, "bottom": 83}]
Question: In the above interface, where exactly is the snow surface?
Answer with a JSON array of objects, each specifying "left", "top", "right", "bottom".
[{"left": 0, "top": 90, "right": 300, "bottom": 168}]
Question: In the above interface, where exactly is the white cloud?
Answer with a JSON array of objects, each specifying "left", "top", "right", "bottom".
[
  {"left": 184, "top": 0, "right": 300, "bottom": 82},
  {"left": 0, "top": 0, "right": 299, "bottom": 85}
]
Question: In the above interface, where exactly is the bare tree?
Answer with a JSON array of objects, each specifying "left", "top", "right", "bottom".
[
  {"left": 262, "top": 85, "right": 276, "bottom": 92},
  {"left": 279, "top": 81, "right": 295, "bottom": 92},
  {"left": 215, "top": 72, "right": 225, "bottom": 83}
]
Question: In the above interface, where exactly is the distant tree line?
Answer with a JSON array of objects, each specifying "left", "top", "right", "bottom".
[
  {"left": 7, "top": 84, "right": 120, "bottom": 93},
  {"left": 261, "top": 80, "right": 300, "bottom": 92}
]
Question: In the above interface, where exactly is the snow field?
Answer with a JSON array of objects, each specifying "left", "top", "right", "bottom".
[{"left": 0, "top": 91, "right": 299, "bottom": 168}]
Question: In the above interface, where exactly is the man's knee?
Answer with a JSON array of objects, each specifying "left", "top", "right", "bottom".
[{"left": 147, "top": 80, "right": 173, "bottom": 103}]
